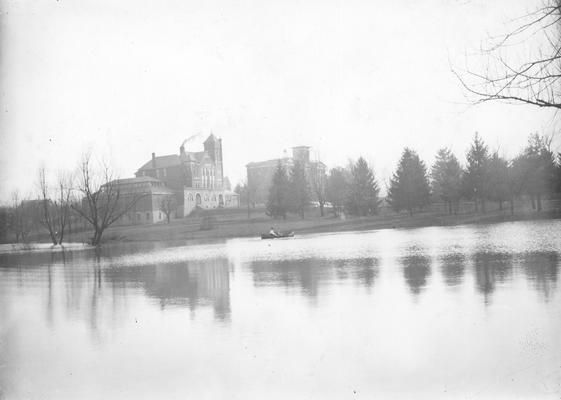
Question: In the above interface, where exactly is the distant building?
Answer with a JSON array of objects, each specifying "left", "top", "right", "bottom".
[
  {"left": 106, "top": 176, "right": 175, "bottom": 225},
  {"left": 246, "top": 146, "right": 326, "bottom": 205},
  {"left": 135, "top": 134, "right": 239, "bottom": 217}
]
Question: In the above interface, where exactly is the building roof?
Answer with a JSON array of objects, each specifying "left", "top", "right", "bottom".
[
  {"left": 109, "top": 176, "right": 163, "bottom": 185},
  {"left": 137, "top": 133, "right": 221, "bottom": 171},
  {"left": 246, "top": 157, "right": 293, "bottom": 168},
  {"left": 204, "top": 133, "right": 218, "bottom": 144},
  {"left": 104, "top": 176, "right": 174, "bottom": 195},
  {"left": 137, "top": 155, "right": 181, "bottom": 171}
]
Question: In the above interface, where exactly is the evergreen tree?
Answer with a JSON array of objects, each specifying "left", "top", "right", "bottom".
[
  {"left": 346, "top": 157, "right": 380, "bottom": 216},
  {"left": 288, "top": 161, "right": 310, "bottom": 218},
  {"left": 326, "top": 167, "right": 350, "bottom": 217},
  {"left": 430, "top": 148, "right": 462, "bottom": 214},
  {"left": 487, "top": 152, "right": 510, "bottom": 210},
  {"left": 266, "top": 162, "right": 290, "bottom": 219},
  {"left": 507, "top": 155, "right": 528, "bottom": 215},
  {"left": 387, "top": 148, "right": 430, "bottom": 216},
  {"left": 518, "top": 134, "right": 556, "bottom": 211},
  {"left": 463, "top": 133, "right": 491, "bottom": 212}
]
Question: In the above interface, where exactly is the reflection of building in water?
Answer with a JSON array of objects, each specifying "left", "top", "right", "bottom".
[
  {"left": 439, "top": 253, "right": 466, "bottom": 287},
  {"left": 105, "top": 258, "right": 231, "bottom": 320},
  {"left": 401, "top": 254, "right": 432, "bottom": 297},
  {"left": 473, "top": 252, "right": 513, "bottom": 305},
  {"left": 520, "top": 251, "right": 559, "bottom": 302},
  {"left": 250, "top": 257, "right": 379, "bottom": 297}
]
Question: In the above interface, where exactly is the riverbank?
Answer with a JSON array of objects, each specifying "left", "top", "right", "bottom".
[
  {"left": 0, "top": 242, "right": 92, "bottom": 254},
  {"left": 52, "top": 201, "right": 561, "bottom": 245}
]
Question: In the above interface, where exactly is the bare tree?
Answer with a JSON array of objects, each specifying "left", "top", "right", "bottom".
[
  {"left": 159, "top": 194, "right": 177, "bottom": 224},
  {"left": 0, "top": 206, "right": 9, "bottom": 243},
  {"left": 38, "top": 168, "right": 73, "bottom": 245},
  {"left": 456, "top": 0, "right": 561, "bottom": 109},
  {"left": 72, "top": 152, "right": 145, "bottom": 246},
  {"left": 311, "top": 168, "right": 327, "bottom": 217},
  {"left": 8, "top": 191, "right": 36, "bottom": 243}
]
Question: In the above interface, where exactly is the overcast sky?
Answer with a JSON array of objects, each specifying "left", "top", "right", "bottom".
[{"left": 0, "top": 0, "right": 557, "bottom": 202}]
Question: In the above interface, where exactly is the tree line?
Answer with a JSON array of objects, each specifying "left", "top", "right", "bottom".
[
  {"left": 264, "top": 133, "right": 561, "bottom": 219},
  {"left": 1, "top": 152, "right": 149, "bottom": 246}
]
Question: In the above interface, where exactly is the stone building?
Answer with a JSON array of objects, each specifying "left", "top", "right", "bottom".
[
  {"left": 246, "top": 146, "right": 326, "bottom": 205},
  {"left": 135, "top": 134, "right": 239, "bottom": 216},
  {"left": 108, "top": 176, "right": 175, "bottom": 225}
]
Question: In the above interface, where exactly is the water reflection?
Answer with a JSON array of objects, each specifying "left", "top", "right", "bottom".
[
  {"left": 250, "top": 257, "right": 379, "bottom": 296},
  {"left": 520, "top": 251, "right": 559, "bottom": 302},
  {"left": 439, "top": 253, "right": 465, "bottom": 287},
  {"left": 352, "top": 257, "right": 379, "bottom": 288},
  {"left": 105, "top": 258, "right": 231, "bottom": 320},
  {"left": 473, "top": 252, "right": 513, "bottom": 305},
  {"left": 400, "top": 250, "right": 432, "bottom": 297},
  {"left": 1, "top": 221, "right": 561, "bottom": 399}
]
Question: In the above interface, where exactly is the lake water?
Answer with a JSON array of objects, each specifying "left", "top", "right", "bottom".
[{"left": 1, "top": 220, "right": 560, "bottom": 399}]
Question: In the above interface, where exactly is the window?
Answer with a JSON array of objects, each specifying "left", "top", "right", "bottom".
[
  {"left": 163, "top": 168, "right": 167, "bottom": 177},
  {"left": 159, "top": 212, "right": 162, "bottom": 219},
  {"left": 188, "top": 193, "right": 193, "bottom": 201},
  {"left": 156, "top": 169, "right": 160, "bottom": 178},
  {"left": 146, "top": 212, "right": 150, "bottom": 220}
]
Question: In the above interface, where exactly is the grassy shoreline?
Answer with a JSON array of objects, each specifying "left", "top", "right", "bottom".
[{"left": 48, "top": 204, "right": 560, "bottom": 246}]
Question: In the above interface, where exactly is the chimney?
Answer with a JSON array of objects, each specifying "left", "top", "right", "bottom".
[
  {"left": 152, "top": 152, "right": 156, "bottom": 168},
  {"left": 180, "top": 145, "right": 185, "bottom": 157}
]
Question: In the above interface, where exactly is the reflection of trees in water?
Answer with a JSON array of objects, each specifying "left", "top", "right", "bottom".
[
  {"left": 473, "top": 252, "right": 513, "bottom": 306},
  {"left": 440, "top": 253, "right": 465, "bottom": 287},
  {"left": 0, "top": 318, "right": 18, "bottom": 399},
  {"left": 250, "top": 259, "right": 323, "bottom": 297},
  {"left": 520, "top": 251, "right": 559, "bottom": 302},
  {"left": 105, "top": 258, "right": 231, "bottom": 321},
  {"left": 351, "top": 257, "right": 379, "bottom": 288},
  {"left": 57, "top": 250, "right": 105, "bottom": 342},
  {"left": 401, "top": 253, "right": 432, "bottom": 297},
  {"left": 61, "top": 251, "right": 89, "bottom": 316},
  {"left": 250, "top": 257, "right": 379, "bottom": 297}
]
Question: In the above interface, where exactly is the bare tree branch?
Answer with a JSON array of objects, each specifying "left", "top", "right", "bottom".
[{"left": 455, "top": 0, "right": 561, "bottom": 110}]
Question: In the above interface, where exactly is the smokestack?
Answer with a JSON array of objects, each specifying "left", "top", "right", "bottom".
[
  {"left": 152, "top": 152, "right": 156, "bottom": 168},
  {"left": 180, "top": 144, "right": 185, "bottom": 157}
]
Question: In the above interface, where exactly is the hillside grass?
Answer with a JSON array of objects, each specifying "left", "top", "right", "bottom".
[{"left": 53, "top": 198, "right": 561, "bottom": 245}]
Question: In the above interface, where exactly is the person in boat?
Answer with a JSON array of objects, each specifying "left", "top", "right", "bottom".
[{"left": 269, "top": 227, "right": 279, "bottom": 237}]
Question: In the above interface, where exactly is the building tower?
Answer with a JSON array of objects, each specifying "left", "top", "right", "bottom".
[{"left": 204, "top": 134, "right": 224, "bottom": 189}]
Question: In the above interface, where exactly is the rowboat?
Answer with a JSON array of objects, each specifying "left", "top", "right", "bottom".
[{"left": 261, "top": 231, "right": 295, "bottom": 240}]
